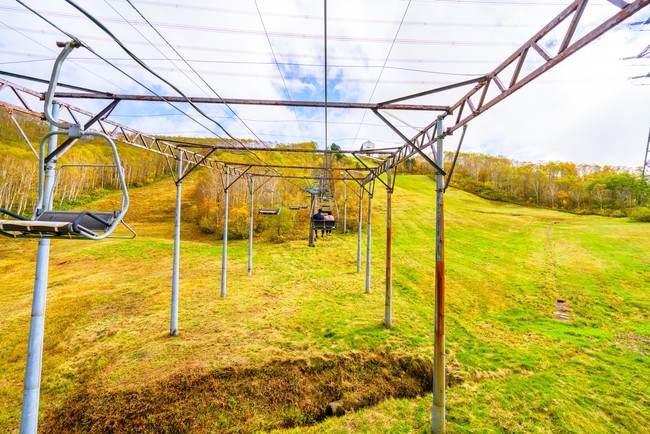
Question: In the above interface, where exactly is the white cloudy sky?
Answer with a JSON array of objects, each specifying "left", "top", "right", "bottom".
[{"left": 0, "top": 0, "right": 648, "bottom": 168}]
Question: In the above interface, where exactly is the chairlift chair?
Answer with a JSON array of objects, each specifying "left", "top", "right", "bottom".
[
  {"left": 258, "top": 188, "right": 281, "bottom": 215},
  {"left": 0, "top": 41, "right": 134, "bottom": 240},
  {"left": 312, "top": 194, "right": 339, "bottom": 232}
]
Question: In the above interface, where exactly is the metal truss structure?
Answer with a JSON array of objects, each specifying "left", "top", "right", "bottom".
[
  {"left": 0, "top": 1, "right": 647, "bottom": 433},
  {"left": 2, "top": 0, "right": 644, "bottom": 189}
]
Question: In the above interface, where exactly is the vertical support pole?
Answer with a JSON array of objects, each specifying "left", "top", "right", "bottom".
[
  {"left": 432, "top": 115, "right": 446, "bottom": 434},
  {"left": 20, "top": 103, "right": 59, "bottom": 434},
  {"left": 385, "top": 158, "right": 393, "bottom": 329},
  {"left": 356, "top": 185, "right": 364, "bottom": 272},
  {"left": 170, "top": 151, "right": 183, "bottom": 337},
  {"left": 308, "top": 192, "right": 316, "bottom": 247},
  {"left": 220, "top": 168, "right": 230, "bottom": 298},
  {"left": 343, "top": 176, "right": 347, "bottom": 234},
  {"left": 640, "top": 128, "right": 650, "bottom": 205},
  {"left": 248, "top": 176, "right": 254, "bottom": 275},
  {"left": 365, "top": 182, "right": 373, "bottom": 294}
]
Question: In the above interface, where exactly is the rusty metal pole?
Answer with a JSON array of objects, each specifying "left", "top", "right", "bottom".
[
  {"left": 356, "top": 185, "right": 364, "bottom": 272},
  {"left": 248, "top": 176, "right": 254, "bottom": 275},
  {"left": 365, "top": 182, "right": 373, "bottom": 294},
  {"left": 432, "top": 115, "right": 446, "bottom": 433},
  {"left": 385, "top": 158, "right": 393, "bottom": 329},
  {"left": 220, "top": 168, "right": 229, "bottom": 298}
]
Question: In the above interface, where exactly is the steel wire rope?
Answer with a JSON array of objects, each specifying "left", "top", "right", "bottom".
[
  {"left": 117, "top": 0, "right": 306, "bottom": 190},
  {"left": 81, "top": 1, "right": 595, "bottom": 24},
  {"left": 61, "top": 0, "right": 262, "bottom": 155},
  {"left": 0, "top": 11, "right": 530, "bottom": 47},
  {"left": 15, "top": 0, "right": 233, "bottom": 145},
  {"left": 351, "top": 0, "right": 412, "bottom": 153},
  {"left": 14, "top": 2, "right": 306, "bottom": 192},
  {"left": 123, "top": 0, "right": 276, "bottom": 150},
  {"left": 0, "top": 18, "right": 131, "bottom": 93},
  {"left": 103, "top": 0, "right": 210, "bottom": 101},
  {"left": 253, "top": 0, "right": 307, "bottom": 142},
  {"left": 252, "top": 0, "right": 313, "bottom": 190},
  {"left": 60, "top": 0, "right": 308, "bottom": 191},
  {"left": 3, "top": 23, "right": 525, "bottom": 61}
]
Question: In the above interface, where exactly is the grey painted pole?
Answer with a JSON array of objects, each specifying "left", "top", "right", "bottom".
[
  {"left": 220, "top": 169, "right": 229, "bottom": 298},
  {"left": 433, "top": 115, "right": 446, "bottom": 433},
  {"left": 248, "top": 176, "right": 254, "bottom": 275},
  {"left": 20, "top": 103, "right": 59, "bottom": 434},
  {"left": 170, "top": 151, "right": 183, "bottom": 337},
  {"left": 343, "top": 176, "right": 347, "bottom": 234},
  {"left": 356, "top": 186, "right": 364, "bottom": 272},
  {"left": 365, "top": 184, "right": 373, "bottom": 294},
  {"left": 385, "top": 159, "right": 393, "bottom": 329}
]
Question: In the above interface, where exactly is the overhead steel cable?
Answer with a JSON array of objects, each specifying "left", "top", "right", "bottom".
[
  {"left": 253, "top": 0, "right": 307, "bottom": 141},
  {"left": 61, "top": 0, "right": 250, "bottom": 150},
  {"left": 0, "top": 14, "right": 129, "bottom": 93},
  {"left": 103, "top": 0, "right": 210, "bottom": 102},
  {"left": 15, "top": 0, "right": 233, "bottom": 147},
  {"left": 118, "top": 0, "right": 307, "bottom": 191},
  {"left": 60, "top": 0, "right": 308, "bottom": 191},
  {"left": 124, "top": 0, "right": 275, "bottom": 150},
  {"left": 18, "top": 0, "right": 310, "bottom": 189},
  {"left": 352, "top": 0, "right": 412, "bottom": 150}
]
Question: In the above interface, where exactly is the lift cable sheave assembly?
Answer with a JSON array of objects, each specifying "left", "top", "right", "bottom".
[{"left": 0, "top": 41, "right": 134, "bottom": 240}]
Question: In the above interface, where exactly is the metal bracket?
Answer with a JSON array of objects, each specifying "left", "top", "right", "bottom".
[
  {"left": 44, "top": 99, "right": 120, "bottom": 165},
  {"left": 225, "top": 166, "right": 251, "bottom": 191},
  {"left": 372, "top": 109, "right": 445, "bottom": 176}
]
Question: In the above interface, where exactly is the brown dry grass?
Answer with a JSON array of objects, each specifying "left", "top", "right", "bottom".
[{"left": 41, "top": 352, "right": 432, "bottom": 433}]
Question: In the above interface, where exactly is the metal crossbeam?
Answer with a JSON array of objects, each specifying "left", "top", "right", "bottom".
[
  {"left": 0, "top": 84, "right": 250, "bottom": 179},
  {"left": 51, "top": 92, "right": 449, "bottom": 112}
]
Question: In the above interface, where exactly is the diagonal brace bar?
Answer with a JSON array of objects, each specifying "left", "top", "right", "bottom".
[{"left": 372, "top": 109, "right": 445, "bottom": 175}]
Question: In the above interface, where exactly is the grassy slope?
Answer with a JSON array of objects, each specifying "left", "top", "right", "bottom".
[{"left": 0, "top": 175, "right": 648, "bottom": 433}]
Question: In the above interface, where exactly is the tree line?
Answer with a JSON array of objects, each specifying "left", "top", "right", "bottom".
[
  {"left": 0, "top": 111, "right": 171, "bottom": 215},
  {"left": 428, "top": 153, "right": 649, "bottom": 217}
]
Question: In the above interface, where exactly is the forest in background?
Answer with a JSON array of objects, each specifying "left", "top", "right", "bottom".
[
  {"left": 403, "top": 152, "right": 649, "bottom": 220},
  {"left": 1, "top": 110, "right": 649, "bottom": 235}
]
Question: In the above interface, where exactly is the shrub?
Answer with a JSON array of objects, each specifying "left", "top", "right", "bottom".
[{"left": 629, "top": 207, "right": 650, "bottom": 222}]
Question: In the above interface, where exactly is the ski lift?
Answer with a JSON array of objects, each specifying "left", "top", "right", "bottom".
[
  {"left": 311, "top": 193, "right": 339, "bottom": 232},
  {"left": 0, "top": 41, "right": 134, "bottom": 240},
  {"left": 259, "top": 188, "right": 281, "bottom": 215}
]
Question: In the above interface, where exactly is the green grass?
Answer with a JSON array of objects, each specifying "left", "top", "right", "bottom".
[{"left": 0, "top": 174, "right": 648, "bottom": 433}]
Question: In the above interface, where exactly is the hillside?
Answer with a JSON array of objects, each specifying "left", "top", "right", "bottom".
[{"left": 0, "top": 174, "right": 648, "bottom": 433}]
